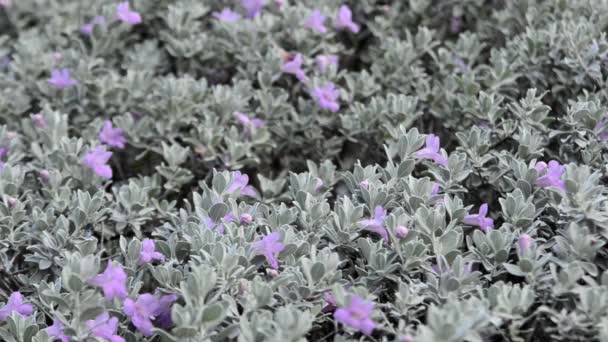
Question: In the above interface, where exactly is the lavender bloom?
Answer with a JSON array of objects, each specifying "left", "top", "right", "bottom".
[
  {"left": 81, "top": 16, "right": 105, "bottom": 35},
  {"left": 334, "top": 295, "right": 376, "bottom": 335},
  {"left": 240, "top": 213, "right": 253, "bottom": 225},
  {"left": 395, "top": 225, "right": 409, "bottom": 239},
  {"left": 311, "top": 83, "right": 340, "bottom": 112},
  {"left": 48, "top": 69, "right": 78, "bottom": 89},
  {"left": 39, "top": 169, "right": 50, "bottom": 183},
  {"left": 315, "top": 178, "right": 324, "bottom": 192},
  {"left": 518, "top": 234, "right": 533, "bottom": 253},
  {"left": 123, "top": 294, "right": 168, "bottom": 336},
  {"left": 32, "top": 113, "right": 48, "bottom": 128},
  {"left": 47, "top": 319, "right": 71, "bottom": 342},
  {"left": 235, "top": 112, "right": 265, "bottom": 129},
  {"left": 281, "top": 53, "right": 307, "bottom": 82},
  {"left": 334, "top": 5, "right": 359, "bottom": 33},
  {"left": 304, "top": 9, "right": 327, "bottom": 33},
  {"left": 0, "top": 147, "right": 8, "bottom": 159},
  {"left": 594, "top": 117, "right": 608, "bottom": 140},
  {"left": 360, "top": 180, "right": 369, "bottom": 189},
  {"left": 450, "top": 15, "right": 462, "bottom": 34},
  {"left": 251, "top": 232, "right": 285, "bottom": 269},
  {"left": 0, "top": 0, "right": 10, "bottom": 8},
  {"left": 535, "top": 160, "right": 566, "bottom": 191},
  {"left": 139, "top": 239, "right": 165, "bottom": 265},
  {"left": 227, "top": 171, "right": 256, "bottom": 196},
  {"left": 415, "top": 134, "right": 448, "bottom": 167},
  {"left": 203, "top": 212, "right": 236, "bottom": 234},
  {"left": 463, "top": 203, "right": 494, "bottom": 233},
  {"left": 87, "top": 312, "right": 124, "bottom": 342},
  {"left": 116, "top": 2, "right": 142, "bottom": 25},
  {"left": 316, "top": 55, "right": 338, "bottom": 73},
  {"left": 212, "top": 8, "right": 241, "bottom": 22},
  {"left": 99, "top": 120, "right": 126, "bottom": 149},
  {"left": 88, "top": 261, "right": 128, "bottom": 300},
  {"left": 359, "top": 206, "right": 388, "bottom": 242},
  {"left": 82, "top": 146, "right": 113, "bottom": 179},
  {"left": 430, "top": 182, "right": 445, "bottom": 205},
  {"left": 242, "top": 0, "right": 264, "bottom": 18},
  {"left": 0, "top": 292, "right": 34, "bottom": 321},
  {"left": 322, "top": 292, "right": 337, "bottom": 313}
]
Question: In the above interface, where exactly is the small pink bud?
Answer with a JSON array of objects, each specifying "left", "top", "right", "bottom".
[
  {"left": 51, "top": 52, "right": 63, "bottom": 64},
  {"left": 274, "top": 0, "right": 285, "bottom": 8},
  {"left": 32, "top": 114, "right": 47, "bottom": 128},
  {"left": 0, "top": 0, "right": 11, "bottom": 8},
  {"left": 399, "top": 336, "right": 415, "bottom": 342},
  {"left": 4, "top": 196, "right": 17, "bottom": 208},
  {"left": 266, "top": 268, "right": 279, "bottom": 278},
  {"left": 518, "top": 234, "right": 532, "bottom": 252},
  {"left": 315, "top": 178, "right": 324, "bottom": 192},
  {"left": 395, "top": 225, "right": 409, "bottom": 239},
  {"left": 39, "top": 169, "right": 50, "bottom": 183},
  {"left": 6, "top": 131, "right": 17, "bottom": 140},
  {"left": 240, "top": 213, "right": 253, "bottom": 225},
  {"left": 360, "top": 180, "right": 369, "bottom": 189}
]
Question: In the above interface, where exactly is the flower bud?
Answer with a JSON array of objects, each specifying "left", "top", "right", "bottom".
[
  {"left": 360, "top": 180, "right": 369, "bottom": 189},
  {"left": 240, "top": 213, "right": 253, "bottom": 225},
  {"left": 395, "top": 225, "right": 409, "bottom": 239},
  {"left": 4, "top": 196, "right": 17, "bottom": 208},
  {"left": 266, "top": 268, "right": 279, "bottom": 278},
  {"left": 32, "top": 114, "right": 47, "bottom": 128},
  {"left": 39, "top": 169, "right": 50, "bottom": 183},
  {"left": 518, "top": 234, "right": 533, "bottom": 253}
]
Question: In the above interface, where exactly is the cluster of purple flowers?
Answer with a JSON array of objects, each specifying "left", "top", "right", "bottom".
[
  {"left": 304, "top": 6, "right": 360, "bottom": 34},
  {"left": 81, "top": 120, "right": 126, "bottom": 179}
]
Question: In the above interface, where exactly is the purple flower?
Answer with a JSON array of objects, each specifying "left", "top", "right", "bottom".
[
  {"left": 594, "top": 117, "right": 608, "bottom": 140},
  {"left": 0, "top": 292, "right": 33, "bottom": 321},
  {"left": 0, "top": 147, "right": 8, "bottom": 160},
  {"left": 322, "top": 292, "right": 337, "bottom": 313},
  {"left": 212, "top": 8, "right": 241, "bottom": 22},
  {"left": 227, "top": 171, "right": 257, "bottom": 196},
  {"left": 88, "top": 261, "right": 128, "bottom": 300},
  {"left": 450, "top": 15, "right": 462, "bottom": 34},
  {"left": 316, "top": 55, "right": 339, "bottom": 73},
  {"left": 360, "top": 180, "right": 369, "bottom": 189},
  {"left": 395, "top": 225, "right": 409, "bottom": 239},
  {"left": 116, "top": 2, "right": 142, "bottom": 25},
  {"left": 334, "top": 295, "right": 376, "bottom": 335},
  {"left": 251, "top": 232, "right": 285, "bottom": 269},
  {"left": 139, "top": 239, "right": 165, "bottom": 265},
  {"left": 518, "top": 234, "right": 532, "bottom": 253},
  {"left": 39, "top": 169, "right": 50, "bottom": 183},
  {"left": 311, "top": 83, "right": 340, "bottom": 112},
  {"left": 415, "top": 134, "right": 448, "bottom": 167},
  {"left": 535, "top": 160, "right": 566, "bottom": 191},
  {"left": 81, "top": 16, "right": 105, "bottom": 35},
  {"left": 202, "top": 212, "right": 236, "bottom": 235},
  {"left": 281, "top": 53, "right": 307, "bottom": 82},
  {"left": 463, "top": 203, "right": 494, "bottom": 233},
  {"left": 32, "top": 113, "right": 47, "bottom": 128},
  {"left": 315, "top": 178, "right": 324, "bottom": 192},
  {"left": 359, "top": 206, "right": 388, "bottom": 242},
  {"left": 334, "top": 5, "right": 359, "bottom": 33},
  {"left": 0, "top": 0, "right": 10, "bottom": 8},
  {"left": 242, "top": 0, "right": 264, "bottom": 18},
  {"left": 87, "top": 312, "right": 124, "bottom": 342},
  {"left": 240, "top": 213, "right": 253, "bottom": 225},
  {"left": 99, "top": 120, "right": 126, "bottom": 149},
  {"left": 48, "top": 69, "right": 78, "bottom": 89},
  {"left": 47, "top": 319, "right": 71, "bottom": 342},
  {"left": 304, "top": 9, "right": 327, "bottom": 33},
  {"left": 82, "top": 146, "right": 113, "bottom": 179},
  {"left": 123, "top": 293, "right": 178, "bottom": 335},
  {"left": 430, "top": 182, "right": 445, "bottom": 205},
  {"left": 235, "top": 112, "right": 265, "bottom": 130}
]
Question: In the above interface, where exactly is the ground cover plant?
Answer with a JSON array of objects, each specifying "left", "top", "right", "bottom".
[{"left": 1, "top": 0, "right": 608, "bottom": 341}]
